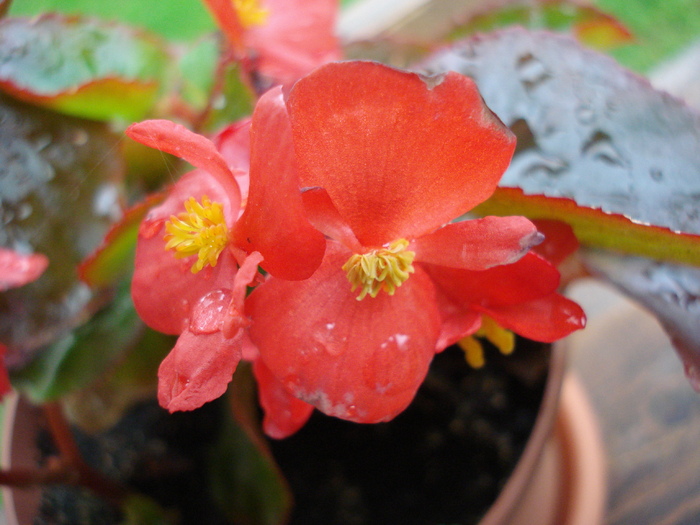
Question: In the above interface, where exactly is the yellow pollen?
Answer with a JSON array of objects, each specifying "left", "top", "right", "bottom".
[
  {"left": 342, "top": 239, "right": 416, "bottom": 301},
  {"left": 164, "top": 196, "right": 229, "bottom": 274},
  {"left": 458, "top": 316, "right": 515, "bottom": 369},
  {"left": 232, "top": 0, "right": 270, "bottom": 28}
]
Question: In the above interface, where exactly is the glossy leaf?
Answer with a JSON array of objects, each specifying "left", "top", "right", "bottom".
[
  {"left": 10, "top": 282, "right": 142, "bottom": 402},
  {"left": 79, "top": 192, "right": 164, "bottom": 288},
  {"left": 209, "top": 363, "right": 292, "bottom": 525},
  {"left": 421, "top": 28, "right": 700, "bottom": 266},
  {"left": 0, "top": 93, "right": 124, "bottom": 368},
  {"left": 0, "top": 14, "right": 169, "bottom": 121}
]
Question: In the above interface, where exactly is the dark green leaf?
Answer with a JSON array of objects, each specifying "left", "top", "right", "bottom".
[
  {"left": 0, "top": 14, "right": 170, "bottom": 120},
  {"left": 208, "top": 363, "right": 292, "bottom": 525},
  {"left": 0, "top": 93, "right": 124, "bottom": 367}
]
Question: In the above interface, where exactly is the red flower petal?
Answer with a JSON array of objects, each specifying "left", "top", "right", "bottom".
[
  {"left": 301, "top": 187, "right": 362, "bottom": 252},
  {"left": 200, "top": 0, "right": 247, "bottom": 56},
  {"left": 530, "top": 219, "right": 580, "bottom": 266},
  {"left": 211, "top": 118, "right": 252, "bottom": 201},
  {"left": 425, "top": 252, "right": 562, "bottom": 309},
  {"left": 246, "top": 0, "right": 340, "bottom": 85},
  {"left": 287, "top": 61, "right": 516, "bottom": 246},
  {"left": 253, "top": 358, "right": 314, "bottom": 439},
  {"left": 412, "top": 216, "right": 540, "bottom": 270},
  {"left": 0, "top": 248, "right": 48, "bottom": 291},
  {"left": 0, "top": 344, "right": 12, "bottom": 399},
  {"left": 126, "top": 119, "right": 241, "bottom": 214},
  {"left": 486, "top": 294, "right": 587, "bottom": 343},
  {"left": 158, "top": 328, "right": 242, "bottom": 412},
  {"left": 131, "top": 170, "right": 239, "bottom": 334},
  {"left": 232, "top": 86, "right": 325, "bottom": 280},
  {"left": 248, "top": 241, "right": 441, "bottom": 423}
]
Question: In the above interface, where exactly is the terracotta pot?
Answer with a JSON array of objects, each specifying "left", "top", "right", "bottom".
[{"left": 1, "top": 343, "right": 606, "bottom": 524}]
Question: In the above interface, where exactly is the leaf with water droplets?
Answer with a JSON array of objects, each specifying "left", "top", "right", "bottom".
[
  {"left": 0, "top": 93, "right": 125, "bottom": 368},
  {"left": 0, "top": 14, "right": 170, "bottom": 121},
  {"left": 585, "top": 251, "right": 700, "bottom": 390},
  {"left": 420, "top": 28, "right": 700, "bottom": 266}
]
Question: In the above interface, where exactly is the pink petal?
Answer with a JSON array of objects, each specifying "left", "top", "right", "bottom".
[
  {"left": 246, "top": 0, "right": 340, "bottom": 84},
  {"left": 126, "top": 119, "right": 241, "bottom": 214},
  {"left": 158, "top": 328, "right": 242, "bottom": 412},
  {"left": 232, "top": 86, "right": 325, "bottom": 280},
  {"left": 248, "top": 241, "right": 441, "bottom": 423},
  {"left": 211, "top": 118, "right": 252, "bottom": 202},
  {"left": 131, "top": 171, "right": 239, "bottom": 334},
  {"left": 0, "top": 248, "right": 48, "bottom": 291},
  {"left": 253, "top": 358, "right": 314, "bottom": 439},
  {"left": 412, "top": 216, "right": 540, "bottom": 270},
  {"left": 287, "top": 61, "right": 516, "bottom": 247}
]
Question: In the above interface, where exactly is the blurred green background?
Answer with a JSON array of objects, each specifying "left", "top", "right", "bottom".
[{"left": 8, "top": 0, "right": 700, "bottom": 73}]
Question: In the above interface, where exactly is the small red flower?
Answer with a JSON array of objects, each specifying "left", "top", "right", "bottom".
[
  {"left": 248, "top": 61, "right": 549, "bottom": 426},
  {"left": 0, "top": 248, "right": 47, "bottom": 399},
  {"left": 127, "top": 87, "right": 324, "bottom": 412},
  {"left": 202, "top": 0, "right": 340, "bottom": 85}
]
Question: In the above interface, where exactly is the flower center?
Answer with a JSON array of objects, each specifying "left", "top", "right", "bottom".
[
  {"left": 342, "top": 239, "right": 416, "bottom": 301},
  {"left": 459, "top": 316, "right": 514, "bottom": 368},
  {"left": 164, "top": 196, "right": 229, "bottom": 274},
  {"left": 232, "top": 0, "right": 270, "bottom": 28}
]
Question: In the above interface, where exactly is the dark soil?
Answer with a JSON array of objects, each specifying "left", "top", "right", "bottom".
[
  {"left": 29, "top": 339, "right": 548, "bottom": 525},
  {"left": 267, "top": 339, "right": 549, "bottom": 525}
]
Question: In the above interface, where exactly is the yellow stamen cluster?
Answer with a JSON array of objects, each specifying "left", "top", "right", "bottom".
[
  {"left": 232, "top": 0, "right": 270, "bottom": 28},
  {"left": 342, "top": 239, "right": 416, "bottom": 301},
  {"left": 164, "top": 196, "right": 229, "bottom": 274},
  {"left": 459, "top": 316, "right": 515, "bottom": 369}
]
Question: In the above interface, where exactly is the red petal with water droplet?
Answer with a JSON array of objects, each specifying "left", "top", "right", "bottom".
[
  {"left": 287, "top": 61, "right": 516, "bottom": 247},
  {"left": 248, "top": 240, "right": 441, "bottom": 423},
  {"left": 158, "top": 328, "right": 242, "bottom": 412},
  {"left": 253, "top": 358, "right": 314, "bottom": 439}
]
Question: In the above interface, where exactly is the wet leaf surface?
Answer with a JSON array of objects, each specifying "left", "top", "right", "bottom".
[
  {"left": 420, "top": 28, "right": 700, "bottom": 264},
  {"left": 0, "top": 14, "right": 169, "bottom": 120},
  {"left": 0, "top": 93, "right": 124, "bottom": 367}
]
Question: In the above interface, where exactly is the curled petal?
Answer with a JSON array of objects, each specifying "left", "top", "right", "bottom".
[
  {"left": 530, "top": 219, "right": 580, "bottom": 266},
  {"left": 158, "top": 328, "right": 242, "bottom": 412},
  {"left": 248, "top": 241, "right": 441, "bottom": 423},
  {"left": 0, "top": 248, "right": 48, "bottom": 291},
  {"left": 233, "top": 86, "right": 325, "bottom": 280},
  {"left": 425, "top": 252, "right": 562, "bottom": 309},
  {"left": 211, "top": 118, "right": 252, "bottom": 201},
  {"left": 126, "top": 119, "right": 241, "bottom": 214},
  {"left": 287, "top": 61, "right": 516, "bottom": 246},
  {"left": 253, "top": 358, "right": 314, "bottom": 439},
  {"left": 301, "top": 187, "right": 362, "bottom": 251},
  {"left": 486, "top": 295, "right": 587, "bottom": 343},
  {"left": 412, "top": 216, "right": 540, "bottom": 270}
]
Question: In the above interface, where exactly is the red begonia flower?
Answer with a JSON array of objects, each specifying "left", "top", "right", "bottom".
[
  {"left": 202, "top": 0, "right": 340, "bottom": 85},
  {"left": 248, "top": 61, "right": 543, "bottom": 426},
  {"left": 0, "top": 248, "right": 49, "bottom": 291},
  {"left": 425, "top": 251, "right": 586, "bottom": 346},
  {"left": 127, "top": 88, "right": 324, "bottom": 412}
]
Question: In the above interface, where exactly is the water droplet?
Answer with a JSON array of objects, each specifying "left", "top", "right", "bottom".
[
  {"left": 523, "top": 155, "right": 568, "bottom": 178},
  {"left": 650, "top": 168, "right": 663, "bottom": 181},
  {"left": 683, "top": 361, "right": 700, "bottom": 392},
  {"left": 575, "top": 104, "right": 595, "bottom": 125},
  {"left": 516, "top": 53, "right": 550, "bottom": 91},
  {"left": 582, "top": 131, "right": 627, "bottom": 167}
]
